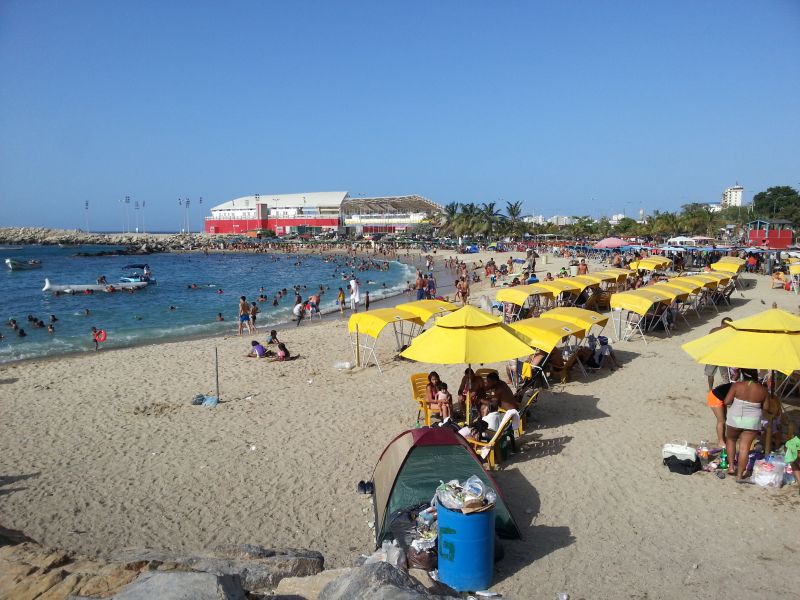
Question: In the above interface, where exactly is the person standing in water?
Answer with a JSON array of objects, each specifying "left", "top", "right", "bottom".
[
  {"left": 238, "top": 296, "right": 249, "bottom": 335},
  {"left": 337, "top": 287, "right": 345, "bottom": 314}
]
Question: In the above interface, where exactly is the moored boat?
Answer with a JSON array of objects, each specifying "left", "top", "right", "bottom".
[
  {"left": 42, "top": 278, "right": 148, "bottom": 294},
  {"left": 5, "top": 258, "right": 42, "bottom": 270},
  {"left": 120, "top": 263, "right": 156, "bottom": 285}
]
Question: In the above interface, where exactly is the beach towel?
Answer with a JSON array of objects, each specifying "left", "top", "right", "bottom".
[{"left": 785, "top": 436, "right": 800, "bottom": 463}]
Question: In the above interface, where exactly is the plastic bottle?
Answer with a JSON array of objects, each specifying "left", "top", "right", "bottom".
[{"left": 719, "top": 448, "right": 729, "bottom": 470}]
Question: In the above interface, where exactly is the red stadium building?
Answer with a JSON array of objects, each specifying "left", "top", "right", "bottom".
[
  {"left": 204, "top": 191, "right": 443, "bottom": 237},
  {"left": 204, "top": 192, "right": 346, "bottom": 236}
]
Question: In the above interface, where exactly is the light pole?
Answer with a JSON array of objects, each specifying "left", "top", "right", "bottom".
[
  {"left": 185, "top": 198, "right": 191, "bottom": 234},
  {"left": 141, "top": 201, "right": 146, "bottom": 234},
  {"left": 178, "top": 198, "right": 184, "bottom": 233},
  {"left": 84, "top": 200, "right": 89, "bottom": 233},
  {"left": 134, "top": 200, "right": 140, "bottom": 232},
  {"left": 125, "top": 195, "right": 131, "bottom": 233},
  {"left": 253, "top": 194, "right": 259, "bottom": 234}
]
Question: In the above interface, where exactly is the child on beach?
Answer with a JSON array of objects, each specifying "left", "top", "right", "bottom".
[
  {"left": 246, "top": 340, "right": 267, "bottom": 358},
  {"left": 337, "top": 287, "right": 345, "bottom": 313},
  {"left": 271, "top": 342, "right": 294, "bottom": 361},
  {"left": 364, "top": 291, "right": 370, "bottom": 311},
  {"left": 266, "top": 330, "right": 279, "bottom": 344},
  {"left": 436, "top": 382, "right": 453, "bottom": 420}
]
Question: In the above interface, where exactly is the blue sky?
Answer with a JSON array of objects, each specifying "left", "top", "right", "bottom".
[{"left": 1, "top": 1, "right": 798, "bottom": 231}]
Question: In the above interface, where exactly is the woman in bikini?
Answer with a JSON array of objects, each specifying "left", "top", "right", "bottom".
[
  {"left": 425, "top": 371, "right": 448, "bottom": 419},
  {"left": 723, "top": 369, "right": 768, "bottom": 482}
]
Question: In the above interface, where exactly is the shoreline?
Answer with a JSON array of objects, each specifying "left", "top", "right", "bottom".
[{"left": 0, "top": 251, "right": 452, "bottom": 367}]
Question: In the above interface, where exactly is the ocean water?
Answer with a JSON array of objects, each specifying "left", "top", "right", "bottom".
[{"left": 0, "top": 245, "right": 414, "bottom": 363}]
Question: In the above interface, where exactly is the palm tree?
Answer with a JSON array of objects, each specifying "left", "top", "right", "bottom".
[
  {"left": 479, "top": 202, "right": 505, "bottom": 237},
  {"left": 504, "top": 201, "right": 525, "bottom": 239},
  {"left": 456, "top": 203, "right": 481, "bottom": 237},
  {"left": 438, "top": 202, "right": 460, "bottom": 236}
]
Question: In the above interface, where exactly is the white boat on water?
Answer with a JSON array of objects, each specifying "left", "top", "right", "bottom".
[
  {"left": 6, "top": 258, "right": 42, "bottom": 270},
  {"left": 42, "top": 278, "right": 148, "bottom": 294}
]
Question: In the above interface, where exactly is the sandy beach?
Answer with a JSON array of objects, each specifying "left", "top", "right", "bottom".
[{"left": 2, "top": 249, "right": 799, "bottom": 600}]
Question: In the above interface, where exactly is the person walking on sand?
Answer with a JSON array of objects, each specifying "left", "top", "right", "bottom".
[
  {"left": 238, "top": 296, "right": 249, "bottom": 335},
  {"left": 365, "top": 291, "right": 370, "bottom": 311}
]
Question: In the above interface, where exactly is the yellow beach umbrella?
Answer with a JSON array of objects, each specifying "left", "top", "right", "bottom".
[
  {"left": 629, "top": 258, "right": 671, "bottom": 271},
  {"left": 568, "top": 275, "right": 604, "bottom": 291},
  {"left": 680, "top": 275, "right": 719, "bottom": 289},
  {"left": 510, "top": 317, "right": 586, "bottom": 353},
  {"left": 728, "top": 308, "right": 800, "bottom": 333},
  {"left": 400, "top": 305, "right": 535, "bottom": 419},
  {"left": 645, "top": 283, "right": 690, "bottom": 302},
  {"left": 666, "top": 278, "right": 703, "bottom": 295},
  {"left": 495, "top": 284, "right": 553, "bottom": 307},
  {"left": 682, "top": 309, "right": 800, "bottom": 374},
  {"left": 348, "top": 308, "right": 424, "bottom": 371},
  {"left": 594, "top": 269, "right": 630, "bottom": 283},
  {"left": 543, "top": 306, "right": 609, "bottom": 331},
  {"left": 533, "top": 280, "right": 581, "bottom": 296},
  {"left": 396, "top": 299, "right": 457, "bottom": 323},
  {"left": 710, "top": 262, "right": 744, "bottom": 274},
  {"left": 400, "top": 305, "right": 533, "bottom": 364},
  {"left": 347, "top": 308, "right": 423, "bottom": 338},
  {"left": 717, "top": 256, "right": 746, "bottom": 265},
  {"left": 610, "top": 289, "right": 668, "bottom": 316}
]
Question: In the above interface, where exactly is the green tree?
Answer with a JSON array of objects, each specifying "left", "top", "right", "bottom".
[
  {"left": 478, "top": 202, "right": 505, "bottom": 237},
  {"left": 437, "top": 202, "right": 461, "bottom": 236},
  {"left": 456, "top": 203, "right": 481, "bottom": 237},
  {"left": 752, "top": 186, "right": 800, "bottom": 224},
  {"left": 504, "top": 201, "right": 525, "bottom": 238},
  {"left": 679, "top": 203, "right": 720, "bottom": 236},
  {"left": 613, "top": 217, "right": 639, "bottom": 236}
]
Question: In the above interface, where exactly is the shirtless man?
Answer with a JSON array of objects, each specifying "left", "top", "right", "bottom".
[
  {"left": 577, "top": 259, "right": 589, "bottom": 275},
  {"left": 238, "top": 296, "right": 249, "bottom": 335},
  {"left": 481, "top": 372, "right": 518, "bottom": 416},
  {"left": 415, "top": 272, "right": 425, "bottom": 300},
  {"left": 459, "top": 277, "right": 469, "bottom": 306}
]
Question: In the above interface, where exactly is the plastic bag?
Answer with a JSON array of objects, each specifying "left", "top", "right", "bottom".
[
  {"left": 752, "top": 459, "right": 784, "bottom": 488},
  {"left": 435, "top": 480, "right": 465, "bottom": 510},
  {"left": 463, "top": 475, "right": 486, "bottom": 502},
  {"left": 407, "top": 544, "right": 437, "bottom": 570},
  {"left": 364, "top": 540, "right": 406, "bottom": 570}
]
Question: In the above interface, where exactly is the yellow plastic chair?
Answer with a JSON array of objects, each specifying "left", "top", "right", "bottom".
[
  {"left": 500, "top": 389, "right": 540, "bottom": 436},
  {"left": 475, "top": 368, "right": 499, "bottom": 384},
  {"left": 410, "top": 373, "right": 441, "bottom": 426},
  {"left": 467, "top": 410, "right": 517, "bottom": 470}
]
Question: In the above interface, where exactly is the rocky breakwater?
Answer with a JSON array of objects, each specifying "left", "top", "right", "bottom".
[
  {"left": 0, "top": 538, "right": 463, "bottom": 600},
  {"left": 0, "top": 227, "right": 217, "bottom": 254}
]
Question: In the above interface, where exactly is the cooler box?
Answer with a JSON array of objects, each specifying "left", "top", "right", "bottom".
[{"left": 436, "top": 500, "right": 495, "bottom": 591}]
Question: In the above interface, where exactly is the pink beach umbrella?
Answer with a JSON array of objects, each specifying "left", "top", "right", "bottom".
[{"left": 594, "top": 237, "right": 627, "bottom": 249}]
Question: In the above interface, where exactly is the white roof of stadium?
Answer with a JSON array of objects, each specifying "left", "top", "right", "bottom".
[{"left": 211, "top": 191, "right": 349, "bottom": 211}]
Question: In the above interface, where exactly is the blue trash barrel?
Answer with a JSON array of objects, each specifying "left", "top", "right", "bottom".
[{"left": 436, "top": 500, "right": 495, "bottom": 591}]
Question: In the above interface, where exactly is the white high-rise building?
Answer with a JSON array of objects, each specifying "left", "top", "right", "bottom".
[
  {"left": 548, "top": 215, "right": 575, "bottom": 226},
  {"left": 721, "top": 184, "right": 744, "bottom": 208},
  {"left": 523, "top": 214, "right": 546, "bottom": 225}
]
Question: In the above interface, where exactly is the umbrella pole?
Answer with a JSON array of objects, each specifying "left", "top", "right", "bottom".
[
  {"left": 355, "top": 324, "right": 361, "bottom": 367},
  {"left": 465, "top": 363, "right": 472, "bottom": 423}
]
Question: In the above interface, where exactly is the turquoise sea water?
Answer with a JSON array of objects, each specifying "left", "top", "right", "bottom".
[{"left": 0, "top": 245, "right": 414, "bottom": 363}]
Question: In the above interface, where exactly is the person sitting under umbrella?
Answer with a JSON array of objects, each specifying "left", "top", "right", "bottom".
[{"left": 481, "top": 372, "right": 518, "bottom": 417}]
